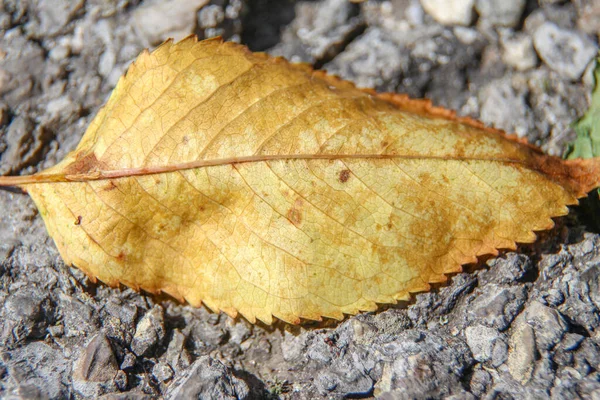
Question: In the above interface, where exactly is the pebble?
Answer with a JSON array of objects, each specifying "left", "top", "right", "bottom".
[
  {"left": 72, "top": 334, "right": 119, "bottom": 397},
  {"left": 464, "top": 325, "right": 501, "bottom": 363},
  {"left": 465, "top": 284, "right": 528, "bottom": 331},
  {"left": 500, "top": 31, "right": 538, "bottom": 71},
  {"left": 131, "top": 0, "right": 210, "bottom": 46},
  {"left": 59, "top": 294, "right": 98, "bottom": 338},
  {"left": 165, "top": 356, "right": 250, "bottom": 399},
  {"left": 507, "top": 321, "right": 537, "bottom": 384},
  {"left": 152, "top": 361, "right": 174, "bottom": 383},
  {"left": 3, "top": 342, "right": 71, "bottom": 399},
  {"left": 522, "top": 301, "right": 567, "bottom": 350},
  {"left": 420, "top": 0, "right": 476, "bottom": 26},
  {"left": 29, "top": 0, "right": 84, "bottom": 38},
  {"left": 131, "top": 306, "right": 166, "bottom": 357},
  {"left": 533, "top": 22, "right": 597, "bottom": 80},
  {"left": 478, "top": 78, "right": 534, "bottom": 137},
  {"left": 1, "top": 288, "right": 49, "bottom": 345},
  {"left": 482, "top": 253, "right": 534, "bottom": 285},
  {"left": 326, "top": 28, "right": 408, "bottom": 89},
  {"left": 475, "top": 0, "right": 526, "bottom": 27},
  {"left": 165, "top": 329, "right": 191, "bottom": 372}
]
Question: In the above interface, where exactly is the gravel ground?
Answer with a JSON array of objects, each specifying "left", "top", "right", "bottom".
[{"left": 1, "top": 0, "right": 600, "bottom": 398}]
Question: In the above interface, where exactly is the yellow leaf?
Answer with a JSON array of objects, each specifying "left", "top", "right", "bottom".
[{"left": 1, "top": 36, "right": 599, "bottom": 324}]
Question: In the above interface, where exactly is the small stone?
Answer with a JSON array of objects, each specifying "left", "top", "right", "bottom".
[
  {"left": 59, "top": 294, "right": 98, "bottom": 337},
  {"left": 491, "top": 338, "right": 508, "bottom": 367},
  {"left": 3, "top": 342, "right": 70, "bottom": 399},
  {"left": 114, "top": 370, "right": 128, "bottom": 391},
  {"left": 420, "top": 0, "right": 476, "bottom": 26},
  {"left": 326, "top": 28, "right": 408, "bottom": 89},
  {"left": 561, "top": 333, "right": 585, "bottom": 352},
  {"left": 165, "top": 329, "right": 191, "bottom": 372},
  {"left": 281, "top": 330, "right": 308, "bottom": 362},
  {"left": 120, "top": 353, "right": 137, "bottom": 370},
  {"left": 29, "top": 0, "right": 84, "bottom": 37},
  {"left": 72, "top": 333, "right": 119, "bottom": 398},
  {"left": 533, "top": 22, "right": 597, "bottom": 80},
  {"left": 46, "top": 95, "right": 79, "bottom": 122},
  {"left": 1, "top": 288, "right": 50, "bottom": 344},
  {"left": 48, "top": 44, "right": 70, "bottom": 61},
  {"left": 507, "top": 320, "right": 537, "bottom": 384},
  {"left": 478, "top": 78, "right": 533, "bottom": 138},
  {"left": 483, "top": 253, "right": 534, "bottom": 285},
  {"left": 453, "top": 27, "right": 480, "bottom": 45},
  {"left": 98, "top": 50, "right": 116, "bottom": 79},
  {"left": 271, "top": 0, "right": 365, "bottom": 63},
  {"left": 131, "top": 306, "right": 166, "bottom": 357},
  {"left": 464, "top": 325, "right": 501, "bottom": 363},
  {"left": 227, "top": 319, "right": 252, "bottom": 345},
  {"left": 198, "top": 5, "right": 225, "bottom": 28},
  {"left": 131, "top": 0, "right": 210, "bottom": 46},
  {"left": 165, "top": 356, "right": 250, "bottom": 399},
  {"left": 465, "top": 284, "right": 527, "bottom": 331},
  {"left": 522, "top": 301, "right": 567, "bottom": 350},
  {"left": 469, "top": 368, "right": 492, "bottom": 397},
  {"left": 475, "top": 0, "right": 526, "bottom": 27},
  {"left": 500, "top": 31, "right": 538, "bottom": 71},
  {"left": 152, "top": 361, "right": 174, "bottom": 382},
  {"left": 576, "top": 0, "right": 600, "bottom": 35}
]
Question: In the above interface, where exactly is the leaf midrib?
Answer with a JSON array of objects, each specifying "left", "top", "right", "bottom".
[{"left": 0, "top": 153, "right": 530, "bottom": 186}]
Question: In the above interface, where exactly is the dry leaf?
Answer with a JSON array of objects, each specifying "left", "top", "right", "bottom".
[{"left": 1, "top": 36, "right": 599, "bottom": 324}]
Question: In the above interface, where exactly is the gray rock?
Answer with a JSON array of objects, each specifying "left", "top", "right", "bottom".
[
  {"left": 165, "top": 356, "right": 250, "bottom": 399},
  {"left": 72, "top": 333, "right": 120, "bottom": 397},
  {"left": 464, "top": 324, "right": 501, "bottom": 363},
  {"left": 1, "top": 288, "right": 51, "bottom": 346},
  {"left": 476, "top": 0, "right": 526, "bottom": 27},
  {"left": 325, "top": 27, "right": 408, "bottom": 90},
  {"left": 152, "top": 361, "right": 174, "bottom": 383},
  {"left": 59, "top": 294, "right": 99, "bottom": 337},
  {"left": 500, "top": 31, "right": 538, "bottom": 71},
  {"left": 131, "top": 0, "right": 210, "bottom": 46},
  {"left": 164, "top": 329, "right": 191, "bottom": 372},
  {"left": 2, "top": 342, "right": 70, "bottom": 399},
  {"left": 469, "top": 368, "right": 492, "bottom": 397},
  {"left": 270, "top": 0, "right": 364, "bottom": 63},
  {"left": 478, "top": 77, "right": 534, "bottom": 138},
  {"left": 464, "top": 284, "right": 528, "bottom": 331},
  {"left": 533, "top": 22, "right": 597, "bottom": 80},
  {"left": 482, "top": 253, "right": 534, "bottom": 285},
  {"left": 576, "top": 0, "right": 600, "bottom": 36},
  {"left": 101, "top": 298, "right": 138, "bottom": 345},
  {"left": 27, "top": 0, "right": 84, "bottom": 38},
  {"left": 522, "top": 301, "right": 567, "bottom": 351},
  {"left": 131, "top": 305, "right": 166, "bottom": 357},
  {"left": 196, "top": 0, "right": 245, "bottom": 42},
  {"left": 374, "top": 331, "right": 473, "bottom": 398},
  {"left": 420, "top": 0, "right": 476, "bottom": 26},
  {"left": 507, "top": 318, "right": 537, "bottom": 384}
]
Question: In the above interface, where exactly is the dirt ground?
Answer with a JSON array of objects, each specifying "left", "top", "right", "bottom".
[{"left": 2, "top": 0, "right": 600, "bottom": 399}]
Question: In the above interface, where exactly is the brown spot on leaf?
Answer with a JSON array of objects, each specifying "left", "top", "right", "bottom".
[
  {"left": 64, "top": 152, "right": 106, "bottom": 175},
  {"left": 102, "top": 181, "right": 118, "bottom": 191},
  {"left": 74, "top": 216, "right": 82, "bottom": 225},
  {"left": 339, "top": 169, "right": 351, "bottom": 183},
  {"left": 116, "top": 252, "right": 126, "bottom": 262},
  {"left": 287, "top": 199, "right": 303, "bottom": 226}
]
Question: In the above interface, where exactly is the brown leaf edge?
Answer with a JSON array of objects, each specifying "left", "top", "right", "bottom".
[{"left": 1, "top": 35, "right": 600, "bottom": 325}]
